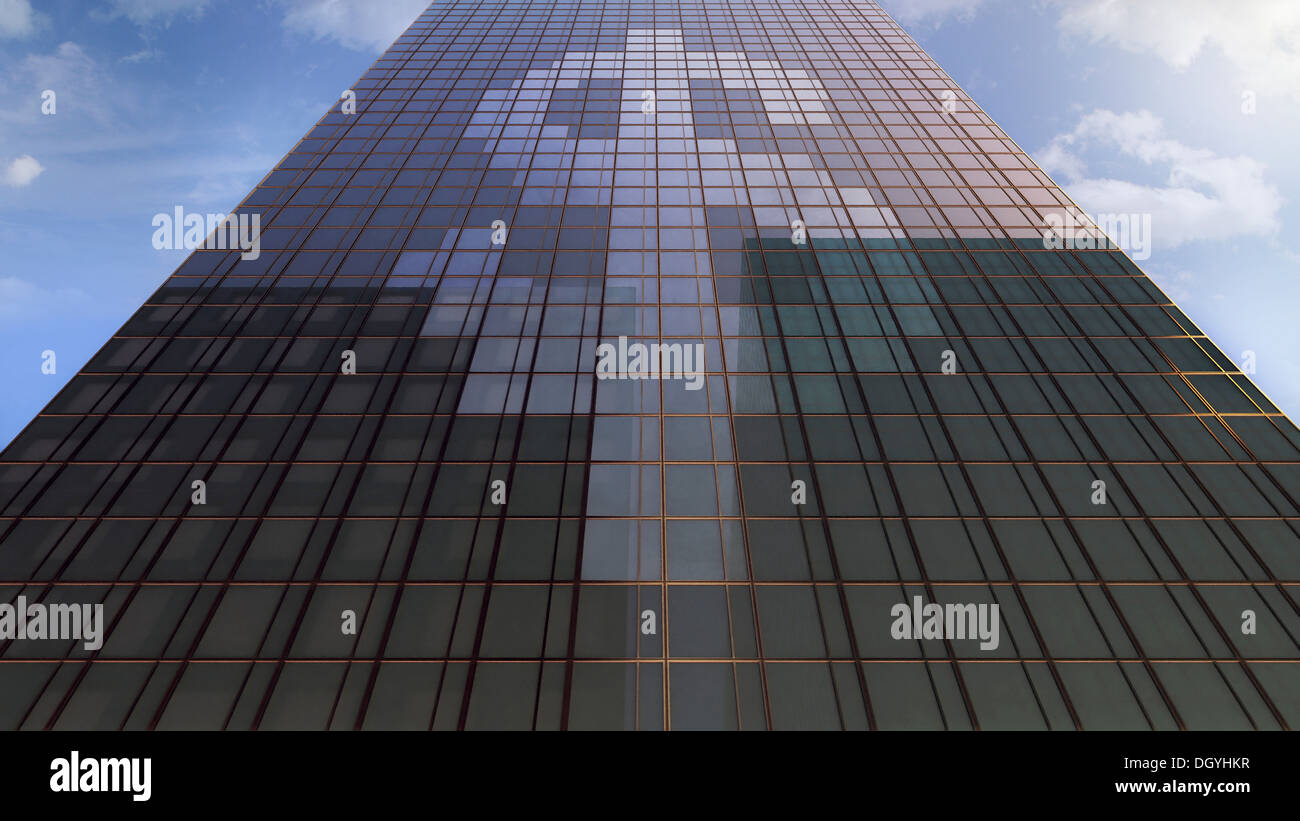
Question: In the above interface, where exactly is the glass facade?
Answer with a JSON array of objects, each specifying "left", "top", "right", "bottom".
[{"left": 2, "top": 0, "right": 1298, "bottom": 730}]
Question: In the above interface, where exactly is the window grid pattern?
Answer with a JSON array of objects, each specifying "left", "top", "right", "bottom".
[{"left": 1, "top": 0, "right": 1298, "bottom": 731}]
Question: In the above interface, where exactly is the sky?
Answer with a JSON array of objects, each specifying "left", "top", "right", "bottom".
[
  {"left": 882, "top": 0, "right": 1300, "bottom": 422},
  {"left": 1, "top": 0, "right": 1298, "bottom": 449}
]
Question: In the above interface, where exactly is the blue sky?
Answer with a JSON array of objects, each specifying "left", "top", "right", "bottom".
[
  {"left": 2, "top": 0, "right": 1298, "bottom": 449},
  {"left": 885, "top": 0, "right": 1300, "bottom": 423}
]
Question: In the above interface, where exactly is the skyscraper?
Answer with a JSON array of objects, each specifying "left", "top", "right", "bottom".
[{"left": 2, "top": 0, "right": 1297, "bottom": 731}]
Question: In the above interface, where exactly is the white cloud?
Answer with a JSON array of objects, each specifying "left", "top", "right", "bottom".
[
  {"left": 121, "top": 48, "right": 160, "bottom": 63},
  {"left": 0, "top": 42, "right": 116, "bottom": 129},
  {"left": 281, "top": 0, "right": 430, "bottom": 52},
  {"left": 2, "top": 154, "right": 43, "bottom": 187},
  {"left": 879, "top": 0, "right": 986, "bottom": 25},
  {"left": 102, "top": 0, "right": 208, "bottom": 26},
  {"left": 1054, "top": 0, "right": 1300, "bottom": 99},
  {"left": 178, "top": 151, "right": 282, "bottom": 209},
  {"left": 1147, "top": 268, "right": 1195, "bottom": 304},
  {"left": 1038, "top": 109, "right": 1283, "bottom": 248},
  {"left": 0, "top": 276, "right": 90, "bottom": 320},
  {"left": 0, "top": 0, "right": 37, "bottom": 38}
]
